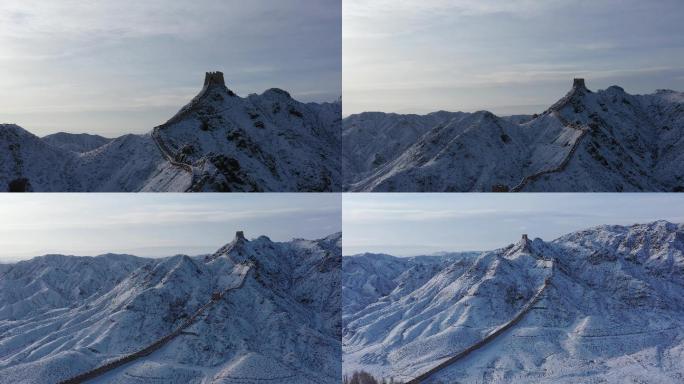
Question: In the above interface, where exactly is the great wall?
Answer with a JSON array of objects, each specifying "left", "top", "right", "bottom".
[
  {"left": 404, "top": 237, "right": 555, "bottom": 383},
  {"left": 150, "top": 127, "right": 196, "bottom": 189},
  {"left": 510, "top": 79, "right": 590, "bottom": 192},
  {"left": 56, "top": 264, "right": 251, "bottom": 384},
  {"left": 510, "top": 114, "right": 588, "bottom": 192},
  {"left": 149, "top": 71, "right": 232, "bottom": 192}
]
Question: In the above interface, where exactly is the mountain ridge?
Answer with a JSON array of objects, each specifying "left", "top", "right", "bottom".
[
  {"left": 342, "top": 221, "right": 684, "bottom": 383},
  {"left": 343, "top": 80, "right": 684, "bottom": 192},
  {"left": 0, "top": 71, "right": 341, "bottom": 192}
]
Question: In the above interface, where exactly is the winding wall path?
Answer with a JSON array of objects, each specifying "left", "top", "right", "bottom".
[
  {"left": 511, "top": 112, "right": 588, "bottom": 192},
  {"left": 406, "top": 261, "right": 554, "bottom": 384},
  {"left": 56, "top": 267, "right": 251, "bottom": 384},
  {"left": 149, "top": 83, "right": 222, "bottom": 192},
  {"left": 150, "top": 127, "right": 196, "bottom": 191},
  {"left": 150, "top": 84, "right": 244, "bottom": 192}
]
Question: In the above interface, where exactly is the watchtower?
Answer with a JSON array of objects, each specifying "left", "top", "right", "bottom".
[
  {"left": 573, "top": 78, "right": 586, "bottom": 89},
  {"left": 204, "top": 71, "right": 225, "bottom": 87}
]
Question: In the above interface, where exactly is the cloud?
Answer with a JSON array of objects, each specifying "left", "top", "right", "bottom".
[
  {"left": 343, "top": 0, "right": 564, "bottom": 40},
  {"left": 344, "top": 0, "right": 560, "bottom": 19},
  {"left": 345, "top": 207, "right": 600, "bottom": 223},
  {"left": 343, "top": 0, "right": 684, "bottom": 114},
  {"left": 0, "top": 1, "right": 228, "bottom": 41},
  {"left": 0, "top": 194, "right": 341, "bottom": 260},
  {"left": 0, "top": 0, "right": 341, "bottom": 135},
  {"left": 0, "top": 196, "right": 340, "bottom": 231},
  {"left": 343, "top": 199, "right": 606, "bottom": 224},
  {"left": 1, "top": 0, "right": 340, "bottom": 44},
  {"left": 107, "top": 206, "right": 338, "bottom": 227}
]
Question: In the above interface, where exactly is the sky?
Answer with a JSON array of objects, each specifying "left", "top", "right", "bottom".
[
  {"left": 0, "top": 193, "right": 341, "bottom": 262},
  {"left": 0, "top": 0, "right": 341, "bottom": 137},
  {"left": 343, "top": 0, "right": 684, "bottom": 116},
  {"left": 343, "top": 193, "right": 684, "bottom": 256}
]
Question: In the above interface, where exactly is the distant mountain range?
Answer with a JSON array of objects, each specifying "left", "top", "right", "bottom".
[
  {"left": 0, "top": 232, "right": 341, "bottom": 384},
  {"left": 343, "top": 79, "right": 684, "bottom": 192},
  {"left": 4, "top": 77, "right": 681, "bottom": 192},
  {"left": 342, "top": 221, "right": 684, "bottom": 383},
  {"left": 0, "top": 72, "right": 341, "bottom": 192}
]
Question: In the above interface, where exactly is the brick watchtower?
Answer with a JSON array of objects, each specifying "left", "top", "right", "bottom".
[
  {"left": 204, "top": 71, "right": 225, "bottom": 87},
  {"left": 573, "top": 78, "right": 586, "bottom": 89}
]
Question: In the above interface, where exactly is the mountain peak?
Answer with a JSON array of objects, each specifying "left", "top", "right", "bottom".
[
  {"left": 225, "top": 230, "right": 249, "bottom": 253},
  {"left": 205, "top": 230, "right": 249, "bottom": 262},
  {"left": 262, "top": 87, "right": 292, "bottom": 99},
  {"left": 545, "top": 78, "right": 591, "bottom": 113},
  {"left": 0, "top": 123, "right": 33, "bottom": 137},
  {"left": 606, "top": 85, "right": 625, "bottom": 93}
]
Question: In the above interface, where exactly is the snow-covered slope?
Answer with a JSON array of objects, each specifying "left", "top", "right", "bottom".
[
  {"left": 42, "top": 133, "right": 112, "bottom": 153},
  {"left": 343, "top": 222, "right": 684, "bottom": 383},
  {"left": 343, "top": 79, "right": 684, "bottom": 192},
  {"left": 342, "top": 252, "right": 479, "bottom": 318},
  {"left": 0, "top": 232, "right": 341, "bottom": 384},
  {"left": 0, "top": 71, "right": 341, "bottom": 192},
  {"left": 0, "top": 124, "right": 189, "bottom": 192},
  {"left": 342, "top": 111, "right": 459, "bottom": 186},
  {"left": 0, "top": 254, "right": 148, "bottom": 321}
]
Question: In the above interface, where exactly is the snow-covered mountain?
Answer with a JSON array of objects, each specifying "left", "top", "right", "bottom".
[
  {"left": 0, "top": 125, "right": 189, "bottom": 192},
  {"left": 343, "top": 221, "right": 684, "bottom": 383},
  {"left": 0, "top": 232, "right": 341, "bottom": 384},
  {"left": 343, "top": 79, "right": 684, "bottom": 192},
  {"left": 0, "top": 71, "right": 341, "bottom": 192},
  {"left": 342, "top": 252, "right": 479, "bottom": 318}
]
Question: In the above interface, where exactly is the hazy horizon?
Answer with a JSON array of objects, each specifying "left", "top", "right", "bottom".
[
  {"left": 0, "top": 194, "right": 341, "bottom": 262},
  {"left": 343, "top": 0, "right": 684, "bottom": 117},
  {"left": 343, "top": 194, "right": 684, "bottom": 257},
  {"left": 0, "top": 0, "right": 341, "bottom": 137}
]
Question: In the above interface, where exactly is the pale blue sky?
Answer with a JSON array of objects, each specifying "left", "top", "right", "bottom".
[
  {"left": 343, "top": 0, "right": 684, "bottom": 116},
  {"left": 0, "top": 0, "right": 341, "bottom": 137},
  {"left": 343, "top": 194, "right": 684, "bottom": 256},
  {"left": 0, "top": 194, "right": 341, "bottom": 262}
]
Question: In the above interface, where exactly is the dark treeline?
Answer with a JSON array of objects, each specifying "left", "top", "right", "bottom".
[{"left": 343, "top": 370, "right": 404, "bottom": 384}]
